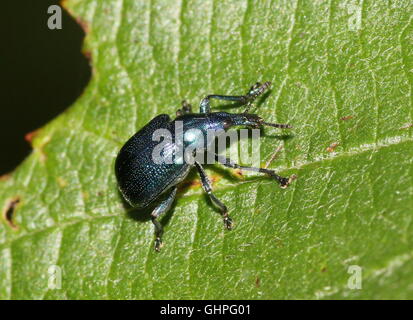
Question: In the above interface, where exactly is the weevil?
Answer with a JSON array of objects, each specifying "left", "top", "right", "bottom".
[{"left": 115, "top": 82, "right": 293, "bottom": 251}]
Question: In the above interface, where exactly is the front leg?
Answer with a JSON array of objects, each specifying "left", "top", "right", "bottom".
[{"left": 199, "top": 82, "right": 271, "bottom": 114}]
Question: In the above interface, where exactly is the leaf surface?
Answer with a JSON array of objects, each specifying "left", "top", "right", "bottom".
[{"left": 0, "top": 0, "right": 412, "bottom": 299}]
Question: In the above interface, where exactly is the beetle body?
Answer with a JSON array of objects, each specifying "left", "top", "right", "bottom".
[
  {"left": 115, "top": 112, "right": 265, "bottom": 207},
  {"left": 115, "top": 82, "right": 293, "bottom": 251}
]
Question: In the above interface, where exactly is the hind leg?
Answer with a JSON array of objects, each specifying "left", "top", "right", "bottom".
[
  {"left": 151, "top": 187, "right": 177, "bottom": 251},
  {"left": 199, "top": 82, "right": 271, "bottom": 113}
]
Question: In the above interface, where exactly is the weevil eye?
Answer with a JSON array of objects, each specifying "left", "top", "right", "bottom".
[{"left": 223, "top": 120, "right": 232, "bottom": 130}]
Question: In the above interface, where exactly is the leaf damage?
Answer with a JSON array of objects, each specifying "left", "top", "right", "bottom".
[{"left": 2, "top": 196, "right": 20, "bottom": 230}]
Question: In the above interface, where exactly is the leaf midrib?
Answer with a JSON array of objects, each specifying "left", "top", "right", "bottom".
[{"left": 1, "top": 133, "right": 411, "bottom": 249}]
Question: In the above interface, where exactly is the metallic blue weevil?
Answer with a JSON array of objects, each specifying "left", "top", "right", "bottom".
[{"left": 115, "top": 82, "right": 293, "bottom": 251}]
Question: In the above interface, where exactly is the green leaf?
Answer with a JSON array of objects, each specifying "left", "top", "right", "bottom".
[{"left": 1, "top": 0, "right": 412, "bottom": 299}]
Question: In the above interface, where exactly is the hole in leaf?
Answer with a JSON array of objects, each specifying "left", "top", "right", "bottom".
[
  {"left": 3, "top": 197, "right": 20, "bottom": 230},
  {"left": 0, "top": 1, "right": 91, "bottom": 174}
]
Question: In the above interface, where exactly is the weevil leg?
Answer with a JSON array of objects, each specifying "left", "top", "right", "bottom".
[
  {"left": 182, "top": 100, "right": 193, "bottom": 114},
  {"left": 199, "top": 82, "right": 271, "bottom": 113},
  {"left": 213, "top": 153, "right": 295, "bottom": 188},
  {"left": 194, "top": 161, "right": 233, "bottom": 229},
  {"left": 176, "top": 100, "right": 193, "bottom": 116},
  {"left": 151, "top": 186, "right": 177, "bottom": 251}
]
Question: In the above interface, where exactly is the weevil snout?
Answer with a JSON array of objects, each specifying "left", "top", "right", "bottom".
[{"left": 225, "top": 113, "right": 292, "bottom": 130}]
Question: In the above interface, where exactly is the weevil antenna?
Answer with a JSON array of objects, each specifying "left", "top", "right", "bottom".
[{"left": 261, "top": 121, "right": 293, "bottom": 129}]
